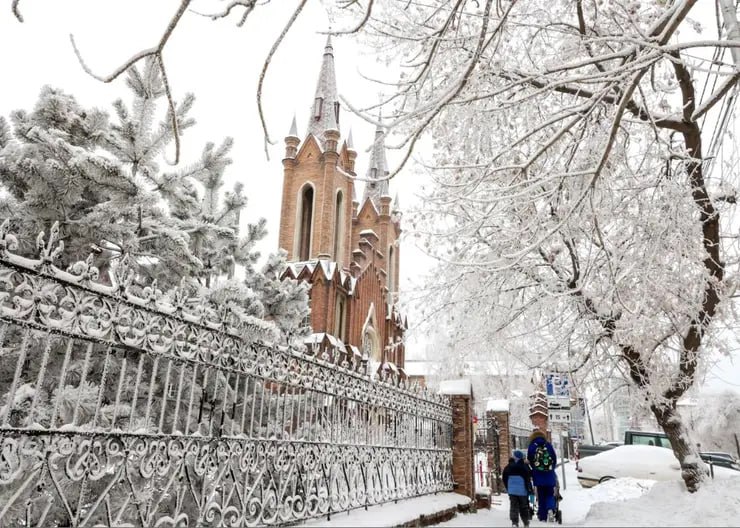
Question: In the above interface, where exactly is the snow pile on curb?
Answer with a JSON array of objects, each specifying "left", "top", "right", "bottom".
[
  {"left": 583, "top": 475, "right": 740, "bottom": 526},
  {"left": 562, "top": 477, "right": 655, "bottom": 523}
]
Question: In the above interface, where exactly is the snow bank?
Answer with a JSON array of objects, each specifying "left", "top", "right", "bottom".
[
  {"left": 439, "top": 379, "right": 472, "bottom": 396},
  {"left": 562, "top": 477, "right": 655, "bottom": 524},
  {"left": 583, "top": 475, "right": 740, "bottom": 527},
  {"left": 486, "top": 398, "right": 509, "bottom": 412},
  {"left": 299, "top": 493, "right": 471, "bottom": 527}
]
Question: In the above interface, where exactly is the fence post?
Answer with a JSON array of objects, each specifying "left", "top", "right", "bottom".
[{"left": 440, "top": 380, "right": 475, "bottom": 501}]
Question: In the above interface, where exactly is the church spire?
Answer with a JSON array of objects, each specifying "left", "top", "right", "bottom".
[
  {"left": 362, "top": 118, "right": 390, "bottom": 208},
  {"left": 307, "top": 35, "right": 340, "bottom": 145}
]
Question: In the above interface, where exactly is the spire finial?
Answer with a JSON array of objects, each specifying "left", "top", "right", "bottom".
[
  {"left": 347, "top": 128, "right": 355, "bottom": 150},
  {"left": 288, "top": 114, "right": 299, "bottom": 138},
  {"left": 325, "top": 34, "right": 333, "bottom": 55}
]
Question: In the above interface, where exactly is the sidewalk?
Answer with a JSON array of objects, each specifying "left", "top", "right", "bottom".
[{"left": 299, "top": 493, "right": 473, "bottom": 527}]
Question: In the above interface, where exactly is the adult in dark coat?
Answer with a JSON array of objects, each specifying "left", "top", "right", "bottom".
[
  {"left": 502, "top": 450, "right": 533, "bottom": 527},
  {"left": 527, "top": 430, "right": 558, "bottom": 521}
]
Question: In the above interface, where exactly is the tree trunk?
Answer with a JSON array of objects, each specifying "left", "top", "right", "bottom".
[{"left": 651, "top": 402, "right": 704, "bottom": 492}]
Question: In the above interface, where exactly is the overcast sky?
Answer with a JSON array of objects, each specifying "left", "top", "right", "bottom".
[
  {"left": 1, "top": 0, "right": 740, "bottom": 393},
  {"left": 0, "top": 0, "right": 438, "bottom": 341}
]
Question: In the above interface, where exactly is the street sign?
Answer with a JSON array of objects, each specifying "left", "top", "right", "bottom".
[
  {"left": 547, "top": 396, "right": 571, "bottom": 409},
  {"left": 549, "top": 409, "right": 571, "bottom": 423},
  {"left": 545, "top": 372, "right": 570, "bottom": 398}
]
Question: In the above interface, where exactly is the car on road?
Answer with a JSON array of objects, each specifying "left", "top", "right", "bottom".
[{"left": 577, "top": 445, "right": 740, "bottom": 488}]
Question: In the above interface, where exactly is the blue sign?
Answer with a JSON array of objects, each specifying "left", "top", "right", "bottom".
[{"left": 545, "top": 373, "right": 570, "bottom": 398}]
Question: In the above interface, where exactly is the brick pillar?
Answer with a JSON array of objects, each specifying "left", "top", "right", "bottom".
[
  {"left": 450, "top": 393, "right": 475, "bottom": 500},
  {"left": 488, "top": 410, "right": 512, "bottom": 475},
  {"left": 530, "top": 412, "right": 551, "bottom": 442}
]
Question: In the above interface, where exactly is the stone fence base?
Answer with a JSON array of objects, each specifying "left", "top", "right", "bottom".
[{"left": 395, "top": 501, "right": 474, "bottom": 528}]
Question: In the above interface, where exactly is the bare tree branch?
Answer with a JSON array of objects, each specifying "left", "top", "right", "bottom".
[{"left": 256, "top": 0, "right": 310, "bottom": 157}]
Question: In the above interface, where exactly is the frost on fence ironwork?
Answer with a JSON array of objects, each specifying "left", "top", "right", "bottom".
[{"left": 0, "top": 221, "right": 453, "bottom": 527}]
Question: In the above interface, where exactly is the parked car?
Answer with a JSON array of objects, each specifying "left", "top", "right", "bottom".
[
  {"left": 701, "top": 453, "right": 740, "bottom": 471},
  {"left": 577, "top": 445, "right": 740, "bottom": 488},
  {"left": 701, "top": 451, "right": 737, "bottom": 463}
]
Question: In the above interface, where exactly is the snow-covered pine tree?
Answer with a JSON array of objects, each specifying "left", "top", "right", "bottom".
[
  {"left": 247, "top": 250, "right": 310, "bottom": 346},
  {"left": 0, "top": 62, "right": 311, "bottom": 523}
]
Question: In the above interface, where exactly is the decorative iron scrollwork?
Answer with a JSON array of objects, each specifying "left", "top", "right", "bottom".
[{"left": 0, "top": 222, "right": 453, "bottom": 526}]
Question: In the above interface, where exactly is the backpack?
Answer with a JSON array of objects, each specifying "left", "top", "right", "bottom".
[{"left": 532, "top": 444, "right": 553, "bottom": 471}]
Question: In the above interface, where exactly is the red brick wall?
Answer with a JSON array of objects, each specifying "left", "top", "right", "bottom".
[{"left": 451, "top": 394, "right": 475, "bottom": 500}]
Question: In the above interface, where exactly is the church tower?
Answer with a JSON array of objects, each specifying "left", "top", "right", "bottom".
[
  {"left": 278, "top": 36, "right": 356, "bottom": 270},
  {"left": 279, "top": 37, "right": 406, "bottom": 371}
]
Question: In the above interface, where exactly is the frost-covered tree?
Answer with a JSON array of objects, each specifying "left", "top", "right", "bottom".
[
  {"left": 326, "top": 0, "right": 740, "bottom": 491},
  {"left": 685, "top": 390, "right": 740, "bottom": 454},
  {"left": 246, "top": 250, "right": 311, "bottom": 346},
  {"left": 0, "top": 59, "right": 258, "bottom": 290},
  {"left": 0, "top": 66, "right": 310, "bottom": 525}
]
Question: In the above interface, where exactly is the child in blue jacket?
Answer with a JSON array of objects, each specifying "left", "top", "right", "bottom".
[{"left": 502, "top": 450, "right": 533, "bottom": 527}]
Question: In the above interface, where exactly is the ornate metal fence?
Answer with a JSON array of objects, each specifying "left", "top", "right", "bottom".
[{"left": 0, "top": 222, "right": 453, "bottom": 527}]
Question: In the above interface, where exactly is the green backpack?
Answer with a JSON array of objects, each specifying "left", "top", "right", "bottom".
[{"left": 532, "top": 444, "right": 553, "bottom": 471}]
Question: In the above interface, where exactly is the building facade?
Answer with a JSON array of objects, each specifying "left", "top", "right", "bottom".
[{"left": 279, "top": 37, "right": 406, "bottom": 372}]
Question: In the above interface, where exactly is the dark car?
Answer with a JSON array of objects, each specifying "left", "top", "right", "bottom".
[{"left": 700, "top": 453, "right": 740, "bottom": 471}]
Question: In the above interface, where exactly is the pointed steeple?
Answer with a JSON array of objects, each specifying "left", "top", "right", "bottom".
[
  {"left": 346, "top": 129, "right": 355, "bottom": 150},
  {"left": 288, "top": 114, "right": 299, "bottom": 138},
  {"left": 362, "top": 117, "right": 390, "bottom": 208},
  {"left": 392, "top": 192, "right": 400, "bottom": 212},
  {"left": 307, "top": 35, "right": 340, "bottom": 145},
  {"left": 284, "top": 114, "right": 300, "bottom": 159}
]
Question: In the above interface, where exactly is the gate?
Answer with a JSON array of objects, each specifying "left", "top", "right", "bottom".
[
  {"left": 473, "top": 414, "right": 503, "bottom": 493},
  {"left": 0, "top": 222, "right": 453, "bottom": 526}
]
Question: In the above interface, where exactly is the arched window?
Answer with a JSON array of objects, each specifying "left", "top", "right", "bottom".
[
  {"left": 313, "top": 98, "right": 323, "bottom": 120},
  {"left": 333, "top": 191, "right": 344, "bottom": 261},
  {"left": 334, "top": 102, "right": 340, "bottom": 125},
  {"left": 334, "top": 294, "right": 346, "bottom": 342},
  {"left": 388, "top": 245, "right": 395, "bottom": 294},
  {"left": 297, "top": 185, "right": 314, "bottom": 261}
]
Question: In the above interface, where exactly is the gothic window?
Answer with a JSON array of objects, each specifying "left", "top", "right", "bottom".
[
  {"left": 297, "top": 185, "right": 314, "bottom": 261},
  {"left": 334, "top": 102, "right": 340, "bottom": 125},
  {"left": 334, "top": 294, "right": 346, "bottom": 342},
  {"left": 333, "top": 191, "right": 344, "bottom": 261},
  {"left": 314, "top": 97, "right": 323, "bottom": 119},
  {"left": 388, "top": 245, "right": 395, "bottom": 294}
]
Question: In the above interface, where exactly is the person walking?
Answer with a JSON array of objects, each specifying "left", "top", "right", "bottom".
[
  {"left": 502, "top": 450, "right": 533, "bottom": 527},
  {"left": 527, "top": 430, "right": 558, "bottom": 521}
]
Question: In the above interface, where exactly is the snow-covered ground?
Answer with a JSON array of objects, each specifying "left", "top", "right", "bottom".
[
  {"left": 437, "top": 461, "right": 740, "bottom": 527},
  {"left": 298, "top": 492, "right": 471, "bottom": 527}
]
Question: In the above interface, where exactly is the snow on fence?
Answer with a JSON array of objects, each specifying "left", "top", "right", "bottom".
[{"left": 0, "top": 222, "right": 453, "bottom": 527}]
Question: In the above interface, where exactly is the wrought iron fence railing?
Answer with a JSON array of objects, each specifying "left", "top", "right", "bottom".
[{"left": 0, "top": 222, "right": 453, "bottom": 527}]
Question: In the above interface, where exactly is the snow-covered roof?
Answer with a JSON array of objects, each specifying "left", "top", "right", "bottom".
[
  {"left": 382, "top": 361, "right": 399, "bottom": 373},
  {"left": 304, "top": 332, "right": 347, "bottom": 354},
  {"left": 487, "top": 399, "right": 510, "bottom": 412},
  {"left": 284, "top": 259, "right": 357, "bottom": 294},
  {"left": 359, "top": 229, "right": 379, "bottom": 237},
  {"left": 439, "top": 379, "right": 472, "bottom": 396}
]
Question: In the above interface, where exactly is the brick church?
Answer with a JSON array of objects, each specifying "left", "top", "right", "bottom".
[{"left": 278, "top": 37, "right": 407, "bottom": 373}]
